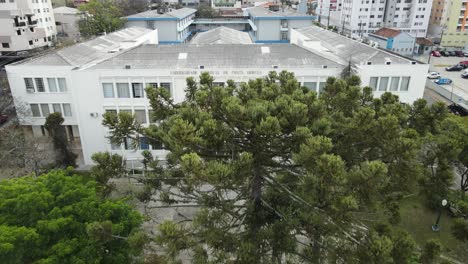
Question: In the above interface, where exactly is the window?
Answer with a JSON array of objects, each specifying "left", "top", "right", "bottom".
[
  {"left": 378, "top": 77, "right": 388, "bottom": 91},
  {"left": 390, "top": 77, "right": 400, "bottom": 91},
  {"left": 132, "top": 83, "right": 144, "bottom": 98},
  {"left": 139, "top": 137, "right": 150, "bottom": 150},
  {"left": 318, "top": 82, "right": 326, "bottom": 93},
  {"left": 135, "top": 109, "right": 147, "bottom": 124},
  {"left": 116, "top": 83, "right": 130, "bottom": 98},
  {"left": 57, "top": 78, "right": 67, "bottom": 92},
  {"left": 124, "top": 137, "right": 135, "bottom": 150},
  {"left": 102, "top": 83, "right": 114, "bottom": 98},
  {"left": 303, "top": 82, "right": 317, "bottom": 91},
  {"left": 147, "top": 83, "right": 158, "bottom": 89},
  {"left": 213, "top": 82, "right": 225, "bottom": 87},
  {"left": 52, "top": 103, "right": 62, "bottom": 114},
  {"left": 400, "top": 77, "right": 410, "bottom": 91},
  {"left": 280, "top": 31, "right": 288, "bottom": 40},
  {"left": 160, "top": 83, "right": 171, "bottom": 95},
  {"left": 29, "top": 40, "right": 33, "bottom": 45},
  {"left": 30, "top": 104, "right": 41, "bottom": 117},
  {"left": 47, "top": 78, "right": 57, "bottom": 92},
  {"left": 148, "top": 110, "right": 154, "bottom": 123},
  {"left": 2, "top": 43, "right": 9, "bottom": 48},
  {"left": 63, "top": 103, "right": 72, "bottom": 117},
  {"left": 24, "top": 78, "right": 34, "bottom": 91},
  {"left": 40, "top": 104, "right": 50, "bottom": 116},
  {"left": 35, "top": 78, "right": 45, "bottom": 92},
  {"left": 369, "top": 77, "right": 378, "bottom": 91}
]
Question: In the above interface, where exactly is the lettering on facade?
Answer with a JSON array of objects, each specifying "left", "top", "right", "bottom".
[{"left": 169, "top": 70, "right": 264, "bottom": 76}]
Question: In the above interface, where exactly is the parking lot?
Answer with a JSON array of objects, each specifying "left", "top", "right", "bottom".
[{"left": 427, "top": 55, "right": 468, "bottom": 102}]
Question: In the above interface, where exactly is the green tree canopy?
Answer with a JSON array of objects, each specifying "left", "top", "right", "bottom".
[
  {"left": 0, "top": 169, "right": 144, "bottom": 263},
  {"left": 45, "top": 112, "right": 77, "bottom": 167},
  {"left": 78, "top": 0, "right": 125, "bottom": 37},
  {"left": 102, "top": 71, "right": 458, "bottom": 262}
]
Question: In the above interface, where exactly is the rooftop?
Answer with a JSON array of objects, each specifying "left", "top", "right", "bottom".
[
  {"left": 190, "top": 27, "right": 253, "bottom": 44},
  {"left": 15, "top": 27, "right": 154, "bottom": 67},
  {"left": 248, "top": 6, "right": 311, "bottom": 18},
  {"left": 372, "top": 28, "right": 401, "bottom": 38},
  {"left": 53, "top": 6, "right": 80, "bottom": 15},
  {"left": 89, "top": 43, "right": 341, "bottom": 70},
  {"left": 416, "top": 37, "right": 434, "bottom": 46},
  {"left": 126, "top": 8, "right": 196, "bottom": 20},
  {"left": 295, "top": 26, "right": 412, "bottom": 65}
]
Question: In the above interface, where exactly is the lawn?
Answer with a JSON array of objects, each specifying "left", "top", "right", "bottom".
[{"left": 399, "top": 194, "right": 468, "bottom": 262}]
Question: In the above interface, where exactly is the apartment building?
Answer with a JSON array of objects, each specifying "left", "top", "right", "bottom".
[
  {"left": 322, "top": 0, "right": 432, "bottom": 38},
  {"left": 0, "top": 0, "right": 57, "bottom": 54},
  {"left": 6, "top": 26, "right": 428, "bottom": 166},
  {"left": 429, "top": 0, "right": 468, "bottom": 47}
]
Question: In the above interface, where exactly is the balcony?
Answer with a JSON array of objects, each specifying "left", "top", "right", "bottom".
[
  {"left": 28, "top": 20, "right": 38, "bottom": 26},
  {"left": 14, "top": 21, "right": 26, "bottom": 27}
]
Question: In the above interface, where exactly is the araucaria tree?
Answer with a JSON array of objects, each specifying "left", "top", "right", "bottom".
[{"left": 103, "top": 72, "right": 444, "bottom": 262}]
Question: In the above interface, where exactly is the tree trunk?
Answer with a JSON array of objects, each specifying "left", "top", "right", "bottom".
[{"left": 248, "top": 163, "right": 263, "bottom": 261}]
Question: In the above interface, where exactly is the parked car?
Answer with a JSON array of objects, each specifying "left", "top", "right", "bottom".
[
  {"left": 464, "top": 51, "right": 468, "bottom": 57},
  {"left": 427, "top": 72, "right": 440, "bottom": 79},
  {"left": 455, "top": 51, "right": 464, "bottom": 57},
  {"left": 446, "top": 64, "right": 464, "bottom": 71},
  {"left": 459, "top": 61, "right": 468, "bottom": 68},
  {"left": 434, "top": 78, "right": 452, "bottom": 85},
  {"left": 0, "top": 115, "right": 8, "bottom": 125},
  {"left": 448, "top": 103, "right": 468, "bottom": 116},
  {"left": 440, "top": 50, "right": 449, "bottom": 56},
  {"left": 431, "top": 50, "right": 441, "bottom": 57},
  {"left": 448, "top": 51, "right": 457, "bottom": 56},
  {"left": 462, "top": 72, "right": 468, "bottom": 79}
]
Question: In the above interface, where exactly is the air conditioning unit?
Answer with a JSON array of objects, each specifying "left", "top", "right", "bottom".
[
  {"left": 124, "top": 65, "right": 131, "bottom": 69},
  {"left": 411, "top": 61, "right": 417, "bottom": 65},
  {"left": 322, "top": 65, "right": 328, "bottom": 69},
  {"left": 366, "top": 61, "right": 372, "bottom": 65},
  {"left": 385, "top": 61, "right": 391, "bottom": 65},
  {"left": 26, "top": 88, "right": 35, "bottom": 93},
  {"left": 90, "top": 112, "right": 99, "bottom": 118},
  {"left": 199, "top": 65, "right": 205, "bottom": 69},
  {"left": 272, "top": 65, "right": 278, "bottom": 69}
]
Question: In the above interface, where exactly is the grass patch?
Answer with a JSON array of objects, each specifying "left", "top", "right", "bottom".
[
  {"left": 433, "top": 64, "right": 451, "bottom": 68},
  {"left": 398, "top": 194, "right": 468, "bottom": 261}
]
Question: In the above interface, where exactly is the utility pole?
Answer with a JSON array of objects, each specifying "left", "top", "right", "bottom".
[{"left": 327, "top": 3, "right": 332, "bottom": 29}]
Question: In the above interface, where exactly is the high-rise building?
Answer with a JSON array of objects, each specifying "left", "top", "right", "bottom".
[
  {"left": 429, "top": 0, "right": 468, "bottom": 47},
  {"left": 320, "top": 0, "right": 432, "bottom": 38},
  {"left": 0, "top": 0, "right": 57, "bottom": 54}
]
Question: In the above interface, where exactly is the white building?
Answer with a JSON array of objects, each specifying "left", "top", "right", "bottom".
[
  {"left": 125, "top": 8, "right": 196, "bottom": 44},
  {"left": 368, "top": 27, "right": 416, "bottom": 56},
  {"left": 53, "top": 6, "right": 82, "bottom": 41},
  {"left": 0, "top": 0, "right": 57, "bottom": 54},
  {"left": 7, "top": 26, "right": 428, "bottom": 166},
  {"left": 321, "top": 0, "right": 432, "bottom": 38}
]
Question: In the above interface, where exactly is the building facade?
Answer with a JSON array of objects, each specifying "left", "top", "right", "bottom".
[
  {"left": 125, "top": 8, "right": 196, "bottom": 44},
  {"left": 0, "top": 0, "right": 57, "bottom": 54},
  {"left": 429, "top": 0, "right": 468, "bottom": 47},
  {"left": 368, "top": 27, "right": 416, "bottom": 55},
  {"left": 323, "top": 0, "right": 432, "bottom": 38},
  {"left": 53, "top": 6, "right": 81, "bottom": 41},
  {"left": 124, "top": 5, "right": 316, "bottom": 44},
  {"left": 7, "top": 26, "right": 428, "bottom": 166}
]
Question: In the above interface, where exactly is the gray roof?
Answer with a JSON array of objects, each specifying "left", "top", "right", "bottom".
[
  {"left": 295, "top": 26, "right": 412, "bottom": 65},
  {"left": 53, "top": 6, "right": 79, "bottom": 14},
  {"left": 17, "top": 27, "right": 153, "bottom": 67},
  {"left": 248, "top": 6, "right": 311, "bottom": 18},
  {"left": 126, "top": 8, "right": 196, "bottom": 19},
  {"left": 89, "top": 44, "right": 342, "bottom": 70},
  {"left": 190, "top": 27, "right": 253, "bottom": 45}
]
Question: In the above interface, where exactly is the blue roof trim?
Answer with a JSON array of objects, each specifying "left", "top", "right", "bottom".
[
  {"left": 127, "top": 17, "right": 178, "bottom": 21},
  {"left": 250, "top": 16, "right": 316, "bottom": 20},
  {"left": 159, "top": 31, "right": 194, "bottom": 45},
  {"left": 254, "top": 40, "right": 290, "bottom": 43}
]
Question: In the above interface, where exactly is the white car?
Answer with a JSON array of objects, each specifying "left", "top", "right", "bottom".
[{"left": 427, "top": 72, "right": 440, "bottom": 79}]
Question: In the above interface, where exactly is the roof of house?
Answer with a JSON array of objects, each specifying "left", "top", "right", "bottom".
[
  {"left": 53, "top": 6, "right": 80, "bottom": 14},
  {"left": 372, "top": 27, "right": 401, "bottom": 38},
  {"left": 295, "top": 26, "right": 412, "bottom": 65},
  {"left": 248, "top": 6, "right": 312, "bottom": 18},
  {"left": 190, "top": 27, "right": 253, "bottom": 44},
  {"left": 126, "top": 7, "right": 196, "bottom": 20},
  {"left": 88, "top": 43, "right": 342, "bottom": 70},
  {"left": 416, "top": 37, "right": 434, "bottom": 46},
  {"left": 15, "top": 27, "right": 154, "bottom": 67}
]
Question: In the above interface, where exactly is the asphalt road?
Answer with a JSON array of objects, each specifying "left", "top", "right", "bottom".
[{"left": 427, "top": 55, "right": 468, "bottom": 102}]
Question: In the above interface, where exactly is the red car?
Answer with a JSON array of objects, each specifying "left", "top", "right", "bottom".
[
  {"left": 431, "top": 50, "right": 441, "bottom": 57},
  {"left": 459, "top": 61, "right": 468, "bottom": 68},
  {"left": 0, "top": 115, "right": 8, "bottom": 125}
]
